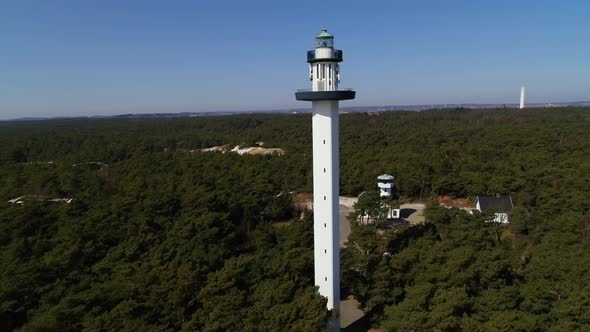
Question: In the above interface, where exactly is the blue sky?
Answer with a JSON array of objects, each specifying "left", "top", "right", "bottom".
[{"left": 1, "top": 0, "right": 589, "bottom": 119}]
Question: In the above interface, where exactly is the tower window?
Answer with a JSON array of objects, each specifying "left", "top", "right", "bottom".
[
  {"left": 325, "top": 249, "right": 327, "bottom": 253},
  {"left": 324, "top": 223, "right": 326, "bottom": 228},
  {"left": 323, "top": 168, "right": 326, "bottom": 173},
  {"left": 324, "top": 196, "right": 326, "bottom": 200},
  {"left": 325, "top": 277, "right": 327, "bottom": 281},
  {"left": 323, "top": 139, "right": 325, "bottom": 144}
]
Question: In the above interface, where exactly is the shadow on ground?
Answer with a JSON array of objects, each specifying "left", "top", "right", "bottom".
[
  {"left": 377, "top": 218, "right": 410, "bottom": 229},
  {"left": 400, "top": 208, "right": 417, "bottom": 218},
  {"left": 341, "top": 314, "right": 371, "bottom": 332}
]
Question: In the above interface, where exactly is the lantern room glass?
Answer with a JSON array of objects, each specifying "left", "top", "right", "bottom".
[
  {"left": 315, "top": 29, "right": 334, "bottom": 48},
  {"left": 316, "top": 37, "right": 334, "bottom": 48}
]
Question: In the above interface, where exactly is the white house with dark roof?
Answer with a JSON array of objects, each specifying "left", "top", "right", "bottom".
[{"left": 474, "top": 195, "right": 513, "bottom": 223}]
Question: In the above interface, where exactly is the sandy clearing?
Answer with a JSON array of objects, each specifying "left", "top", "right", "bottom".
[
  {"left": 399, "top": 202, "right": 426, "bottom": 225},
  {"left": 199, "top": 145, "right": 285, "bottom": 155}
]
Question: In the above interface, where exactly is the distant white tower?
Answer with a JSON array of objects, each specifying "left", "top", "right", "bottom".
[
  {"left": 520, "top": 86, "right": 526, "bottom": 109},
  {"left": 295, "top": 30, "right": 355, "bottom": 315},
  {"left": 378, "top": 174, "right": 395, "bottom": 197}
]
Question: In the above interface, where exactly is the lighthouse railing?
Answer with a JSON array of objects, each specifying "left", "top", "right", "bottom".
[{"left": 296, "top": 88, "right": 354, "bottom": 92}]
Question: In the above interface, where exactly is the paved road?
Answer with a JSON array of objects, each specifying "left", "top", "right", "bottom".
[
  {"left": 339, "top": 204, "right": 352, "bottom": 248},
  {"left": 339, "top": 198, "right": 392, "bottom": 331},
  {"left": 338, "top": 202, "right": 366, "bottom": 329},
  {"left": 399, "top": 203, "right": 426, "bottom": 225}
]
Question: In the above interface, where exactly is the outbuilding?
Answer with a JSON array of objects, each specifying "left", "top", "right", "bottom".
[{"left": 474, "top": 195, "right": 513, "bottom": 223}]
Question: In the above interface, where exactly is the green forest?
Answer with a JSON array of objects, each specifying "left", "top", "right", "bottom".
[{"left": 1, "top": 107, "right": 590, "bottom": 331}]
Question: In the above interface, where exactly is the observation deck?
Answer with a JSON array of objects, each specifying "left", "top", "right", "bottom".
[
  {"left": 307, "top": 49, "right": 343, "bottom": 63},
  {"left": 295, "top": 88, "right": 356, "bottom": 101}
]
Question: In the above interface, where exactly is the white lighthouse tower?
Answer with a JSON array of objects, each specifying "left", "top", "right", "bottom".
[
  {"left": 520, "top": 86, "right": 526, "bottom": 109},
  {"left": 295, "top": 30, "right": 355, "bottom": 314}
]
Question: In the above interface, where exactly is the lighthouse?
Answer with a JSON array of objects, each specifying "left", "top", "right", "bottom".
[
  {"left": 377, "top": 174, "right": 395, "bottom": 197},
  {"left": 295, "top": 30, "right": 355, "bottom": 313},
  {"left": 520, "top": 86, "right": 526, "bottom": 109}
]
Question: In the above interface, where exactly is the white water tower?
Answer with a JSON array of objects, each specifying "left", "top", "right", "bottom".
[
  {"left": 295, "top": 30, "right": 355, "bottom": 315},
  {"left": 378, "top": 174, "right": 395, "bottom": 197}
]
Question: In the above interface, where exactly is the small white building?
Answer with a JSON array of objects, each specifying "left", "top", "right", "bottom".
[
  {"left": 377, "top": 174, "right": 400, "bottom": 219},
  {"left": 474, "top": 195, "right": 513, "bottom": 223}
]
